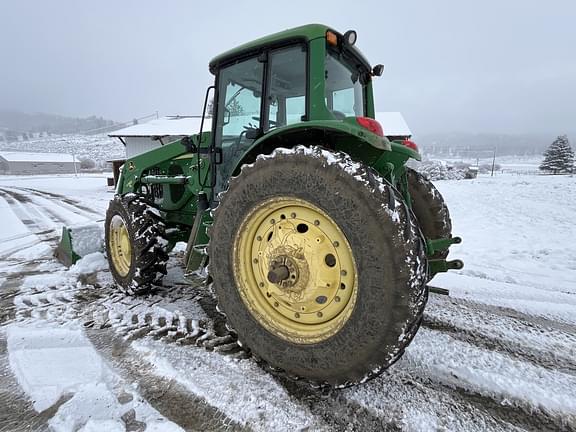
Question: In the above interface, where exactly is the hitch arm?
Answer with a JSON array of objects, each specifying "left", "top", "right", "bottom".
[{"left": 426, "top": 236, "right": 462, "bottom": 256}]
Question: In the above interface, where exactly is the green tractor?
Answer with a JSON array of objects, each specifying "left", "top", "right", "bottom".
[{"left": 105, "top": 24, "right": 462, "bottom": 387}]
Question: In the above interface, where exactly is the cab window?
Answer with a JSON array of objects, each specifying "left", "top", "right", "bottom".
[
  {"left": 324, "top": 50, "right": 366, "bottom": 118},
  {"left": 215, "top": 57, "right": 264, "bottom": 191},
  {"left": 267, "top": 46, "right": 307, "bottom": 129}
]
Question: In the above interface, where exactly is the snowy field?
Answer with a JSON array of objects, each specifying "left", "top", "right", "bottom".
[
  {"left": 0, "top": 172, "right": 575, "bottom": 431},
  {"left": 0, "top": 134, "right": 125, "bottom": 165}
]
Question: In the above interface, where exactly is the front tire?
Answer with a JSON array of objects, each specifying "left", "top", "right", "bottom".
[
  {"left": 209, "top": 146, "right": 427, "bottom": 386},
  {"left": 105, "top": 194, "right": 168, "bottom": 295}
]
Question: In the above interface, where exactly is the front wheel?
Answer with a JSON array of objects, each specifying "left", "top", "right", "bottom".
[
  {"left": 105, "top": 194, "right": 168, "bottom": 295},
  {"left": 209, "top": 146, "right": 428, "bottom": 387}
]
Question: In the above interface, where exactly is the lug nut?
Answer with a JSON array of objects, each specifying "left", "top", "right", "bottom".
[
  {"left": 341, "top": 270, "right": 347, "bottom": 276},
  {"left": 314, "top": 220, "right": 320, "bottom": 226},
  {"left": 274, "top": 301, "right": 279, "bottom": 307},
  {"left": 295, "top": 312, "right": 300, "bottom": 318},
  {"left": 317, "top": 312, "right": 323, "bottom": 318},
  {"left": 333, "top": 241, "right": 339, "bottom": 247}
]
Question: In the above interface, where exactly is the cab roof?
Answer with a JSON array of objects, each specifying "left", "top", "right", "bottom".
[{"left": 208, "top": 23, "right": 371, "bottom": 74}]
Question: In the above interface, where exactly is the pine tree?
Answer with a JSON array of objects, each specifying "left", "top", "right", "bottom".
[{"left": 539, "top": 135, "right": 574, "bottom": 174}]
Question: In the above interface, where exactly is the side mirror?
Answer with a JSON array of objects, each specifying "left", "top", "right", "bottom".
[
  {"left": 372, "top": 64, "right": 384, "bottom": 77},
  {"left": 223, "top": 108, "right": 230, "bottom": 126}
]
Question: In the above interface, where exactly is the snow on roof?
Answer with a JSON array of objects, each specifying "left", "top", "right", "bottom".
[
  {"left": 0, "top": 151, "right": 79, "bottom": 163},
  {"left": 109, "top": 116, "right": 212, "bottom": 138},
  {"left": 375, "top": 112, "right": 412, "bottom": 137}
]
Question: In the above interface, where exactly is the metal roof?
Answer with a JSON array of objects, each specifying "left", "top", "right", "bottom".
[
  {"left": 109, "top": 116, "right": 212, "bottom": 138},
  {"left": 375, "top": 112, "right": 412, "bottom": 137}
]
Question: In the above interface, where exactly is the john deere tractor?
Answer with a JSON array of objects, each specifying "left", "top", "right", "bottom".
[{"left": 105, "top": 24, "right": 462, "bottom": 387}]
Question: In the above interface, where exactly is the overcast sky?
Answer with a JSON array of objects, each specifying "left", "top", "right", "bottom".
[{"left": 1, "top": 0, "right": 574, "bottom": 135}]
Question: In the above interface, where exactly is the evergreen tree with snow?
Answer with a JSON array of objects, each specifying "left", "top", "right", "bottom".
[{"left": 539, "top": 135, "right": 574, "bottom": 174}]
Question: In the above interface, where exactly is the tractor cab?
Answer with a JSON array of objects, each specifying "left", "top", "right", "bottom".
[{"left": 205, "top": 24, "right": 389, "bottom": 192}]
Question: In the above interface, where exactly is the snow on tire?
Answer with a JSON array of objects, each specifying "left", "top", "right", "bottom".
[{"left": 406, "top": 167, "right": 452, "bottom": 260}]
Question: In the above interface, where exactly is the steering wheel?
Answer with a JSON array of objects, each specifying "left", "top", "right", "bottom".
[
  {"left": 251, "top": 116, "right": 278, "bottom": 127},
  {"left": 332, "top": 110, "right": 346, "bottom": 120}
]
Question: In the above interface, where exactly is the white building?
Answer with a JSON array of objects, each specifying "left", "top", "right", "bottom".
[
  {"left": 0, "top": 151, "right": 79, "bottom": 175},
  {"left": 109, "top": 116, "right": 211, "bottom": 158}
]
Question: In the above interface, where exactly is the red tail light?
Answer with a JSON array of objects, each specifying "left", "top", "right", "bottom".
[
  {"left": 402, "top": 138, "right": 419, "bottom": 152},
  {"left": 356, "top": 117, "right": 384, "bottom": 137}
]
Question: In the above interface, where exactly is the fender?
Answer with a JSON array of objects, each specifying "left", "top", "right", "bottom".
[{"left": 231, "top": 119, "right": 392, "bottom": 176}]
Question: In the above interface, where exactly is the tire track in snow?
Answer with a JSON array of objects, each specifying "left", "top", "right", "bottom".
[
  {"left": 0, "top": 260, "right": 79, "bottom": 432},
  {"left": 0, "top": 266, "right": 47, "bottom": 326},
  {"left": 399, "top": 328, "right": 576, "bottom": 431},
  {"left": 0, "top": 187, "right": 66, "bottom": 231},
  {"left": 0, "top": 187, "right": 92, "bottom": 227},
  {"left": 2, "top": 262, "right": 243, "bottom": 431},
  {"left": 423, "top": 296, "right": 576, "bottom": 377},
  {"left": 0, "top": 332, "right": 73, "bottom": 432},
  {"left": 0, "top": 186, "right": 98, "bottom": 263},
  {"left": 343, "top": 369, "right": 526, "bottom": 432},
  {"left": 439, "top": 295, "right": 576, "bottom": 339},
  {"left": 273, "top": 375, "right": 402, "bottom": 431},
  {"left": 84, "top": 326, "right": 248, "bottom": 432},
  {"left": 7, "top": 186, "right": 102, "bottom": 219},
  {"left": 422, "top": 316, "right": 576, "bottom": 376}
]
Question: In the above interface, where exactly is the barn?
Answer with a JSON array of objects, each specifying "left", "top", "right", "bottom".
[{"left": 0, "top": 151, "right": 79, "bottom": 175}]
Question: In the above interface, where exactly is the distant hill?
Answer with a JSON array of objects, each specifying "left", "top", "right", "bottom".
[
  {"left": 0, "top": 110, "right": 119, "bottom": 138},
  {"left": 414, "top": 132, "right": 575, "bottom": 158}
]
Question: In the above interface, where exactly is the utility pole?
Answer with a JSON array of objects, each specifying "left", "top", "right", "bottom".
[
  {"left": 490, "top": 148, "right": 496, "bottom": 177},
  {"left": 72, "top": 152, "right": 78, "bottom": 177}
]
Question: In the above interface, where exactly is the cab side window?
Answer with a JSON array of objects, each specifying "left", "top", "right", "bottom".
[{"left": 267, "top": 46, "right": 307, "bottom": 129}]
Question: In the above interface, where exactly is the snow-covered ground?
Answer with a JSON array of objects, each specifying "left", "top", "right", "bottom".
[
  {"left": 0, "top": 172, "right": 575, "bottom": 431},
  {"left": 435, "top": 174, "right": 576, "bottom": 324}
]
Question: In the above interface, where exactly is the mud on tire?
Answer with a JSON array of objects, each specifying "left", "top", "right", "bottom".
[
  {"left": 105, "top": 194, "right": 168, "bottom": 295},
  {"left": 209, "top": 146, "right": 428, "bottom": 387}
]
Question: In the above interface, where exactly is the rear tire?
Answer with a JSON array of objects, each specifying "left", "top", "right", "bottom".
[
  {"left": 406, "top": 167, "right": 452, "bottom": 260},
  {"left": 209, "top": 146, "right": 427, "bottom": 387},
  {"left": 105, "top": 194, "right": 168, "bottom": 295}
]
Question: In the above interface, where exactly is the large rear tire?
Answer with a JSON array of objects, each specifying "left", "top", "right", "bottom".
[
  {"left": 209, "top": 146, "right": 427, "bottom": 387},
  {"left": 406, "top": 167, "right": 452, "bottom": 260},
  {"left": 105, "top": 194, "right": 168, "bottom": 295}
]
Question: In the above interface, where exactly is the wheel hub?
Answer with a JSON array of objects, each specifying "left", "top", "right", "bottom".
[
  {"left": 233, "top": 197, "right": 358, "bottom": 344},
  {"left": 267, "top": 250, "right": 308, "bottom": 292}
]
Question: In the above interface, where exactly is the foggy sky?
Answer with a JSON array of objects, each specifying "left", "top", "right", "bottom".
[{"left": 1, "top": 0, "right": 575, "bottom": 135}]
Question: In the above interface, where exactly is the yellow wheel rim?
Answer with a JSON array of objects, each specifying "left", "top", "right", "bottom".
[
  {"left": 109, "top": 215, "right": 132, "bottom": 277},
  {"left": 233, "top": 197, "right": 358, "bottom": 344}
]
